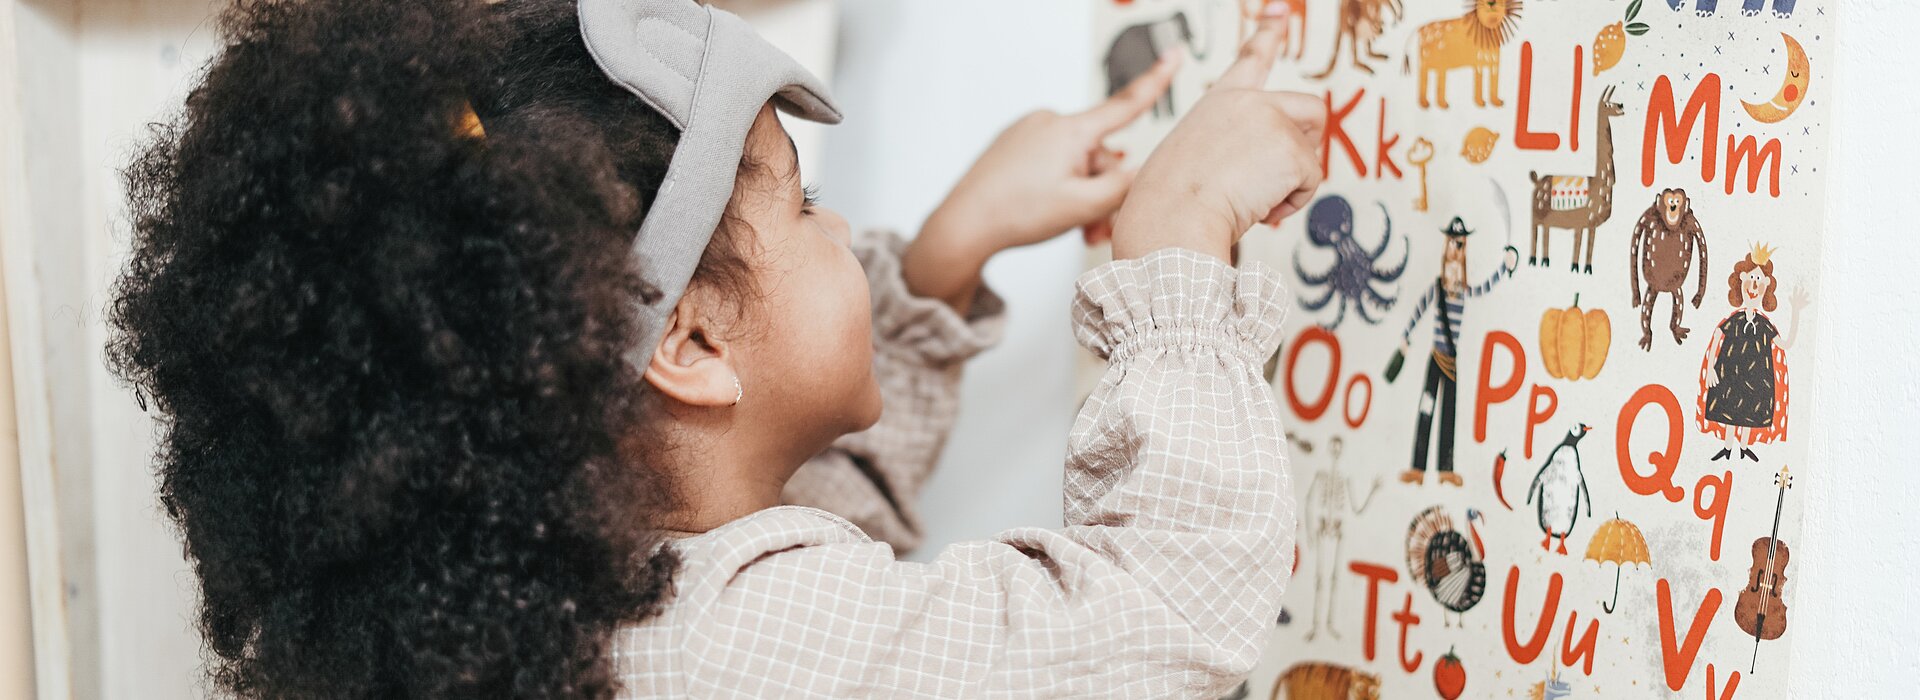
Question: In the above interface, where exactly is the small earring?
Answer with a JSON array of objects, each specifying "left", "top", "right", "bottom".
[{"left": 731, "top": 376, "right": 743, "bottom": 406}]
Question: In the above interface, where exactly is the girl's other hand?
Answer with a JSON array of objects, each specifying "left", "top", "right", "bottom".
[
  {"left": 904, "top": 53, "right": 1179, "bottom": 311},
  {"left": 1110, "top": 20, "right": 1326, "bottom": 262}
]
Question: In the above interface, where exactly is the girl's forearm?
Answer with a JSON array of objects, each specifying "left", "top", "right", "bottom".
[{"left": 903, "top": 209, "right": 996, "bottom": 315}]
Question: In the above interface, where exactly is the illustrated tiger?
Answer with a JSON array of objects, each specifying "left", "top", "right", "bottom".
[{"left": 1270, "top": 662, "right": 1382, "bottom": 700}]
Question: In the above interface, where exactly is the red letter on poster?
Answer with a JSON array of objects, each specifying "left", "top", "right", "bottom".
[
  {"left": 1725, "top": 134, "right": 1782, "bottom": 197},
  {"left": 1476, "top": 332, "right": 1526, "bottom": 443},
  {"left": 1394, "top": 593, "right": 1425, "bottom": 673},
  {"left": 1694, "top": 470, "right": 1733, "bottom": 561},
  {"left": 1707, "top": 663, "right": 1742, "bottom": 700},
  {"left": 1284, "top": 326, "right": 1341, "bottom": 421},
  {"left": 1502, "top": 566, "right": 1560, "bottom": 665},
  {"left": 1657, "top": 578, "right": 1722, "bottom": 692},
  {"left": 1376, "top": 98, "right": 1402, "bottom": 179},
  {"left": 1642, "top": 74, "right": 1723, "bottom": 187},
  {"left": 1513, "top": 42, "right": 1584, "bottom": 151},
  {"left": 1616, "top": 384, "right": 1686, "bottom": 503},
  {"left": 1514, "top": 43, "right": 1558, "bottom": 151},
  {"left": 1324, "top": 89, "right": 1367, "bottom": 178},
  {"left": 1350, "top": 561, "right": 1398, "bottom": 662},
  {"left": 1561, "top": 610, "right": 1600, "bottom": 675},
  {"left": 1526, "top": 384, "right": 1559, "bottom": 460}
]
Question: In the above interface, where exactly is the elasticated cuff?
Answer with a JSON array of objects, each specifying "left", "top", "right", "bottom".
[{"left": 1070, "top": 248, "right": 1288, "bottom": 365}]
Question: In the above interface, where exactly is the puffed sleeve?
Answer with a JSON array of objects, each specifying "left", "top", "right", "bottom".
[
  {"left": 781, "top": 229, "right": 1005, "bottom": 552},
  {"left": 664, "top": 248, "right": 1296, "bottom": 698}
]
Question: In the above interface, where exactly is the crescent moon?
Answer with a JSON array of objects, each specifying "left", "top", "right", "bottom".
[{"left": 1743, "top": 33, "right": 1810, "bottom": 124}]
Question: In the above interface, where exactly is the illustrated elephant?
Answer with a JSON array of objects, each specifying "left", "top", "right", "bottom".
[
  {"left": 1104, "top": 11, "right": 1211, "bottom": 119},
  {"left": 1667, "top": 0, "right": 1796, "bottom": 18}
]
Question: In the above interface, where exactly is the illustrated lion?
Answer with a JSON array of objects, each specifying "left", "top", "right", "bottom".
[{"left": 1409, "top": 0, "right": 1523, "bottom": 109}]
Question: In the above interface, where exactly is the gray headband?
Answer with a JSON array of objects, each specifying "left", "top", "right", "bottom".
[{"left": 577, "top": 0, "right": 842, "bottom": 365}]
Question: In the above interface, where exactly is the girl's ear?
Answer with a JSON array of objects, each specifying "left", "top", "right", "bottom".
[{"left": 643, "top": 303, "right": 740, "bottom": 408}]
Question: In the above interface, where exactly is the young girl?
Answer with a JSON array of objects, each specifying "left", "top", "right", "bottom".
[{"left": 107, "top": 0, "right": 1323, "bottom": 697}]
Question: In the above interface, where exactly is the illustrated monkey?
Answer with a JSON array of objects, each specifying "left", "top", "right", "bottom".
[{"left": 1629, "top": 189, "right": 1711, "bottom": 350}]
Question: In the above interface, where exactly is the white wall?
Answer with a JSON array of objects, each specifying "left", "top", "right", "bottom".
[
  {"left": 1789, "top": 0, "right": 1920, "bottom": 696},
  {"left": 829, "top": 2, "right": 1920, "bottom": 698},
  {"left": 825, "top": 0, "right": 1094, "bottom": 555}
]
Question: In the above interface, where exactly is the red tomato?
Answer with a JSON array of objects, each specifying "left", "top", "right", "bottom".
[{"left": 1433, "top": 649, "right": 1466, "bottom": 700}]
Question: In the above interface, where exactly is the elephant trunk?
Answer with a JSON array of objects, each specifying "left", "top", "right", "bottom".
[{"left": 1179, "top": 13, "right": 1210, "bottom": 61}]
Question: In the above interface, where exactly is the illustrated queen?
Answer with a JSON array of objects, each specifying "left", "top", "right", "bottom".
[{"left": 1696, "top": 243, "right": 1809, "bottom": 462}]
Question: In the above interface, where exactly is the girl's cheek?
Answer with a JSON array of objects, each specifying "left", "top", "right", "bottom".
[{"left": 838, "top": 270, "right": 873, "bottom": 360}]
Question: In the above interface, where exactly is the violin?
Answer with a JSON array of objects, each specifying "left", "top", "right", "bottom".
[
  {"left": 1734, "top": 466, "right": 1792, "bottom": 672},
  {"left": 1733, "top": 536, "right": 1789, "bottom": 640}
]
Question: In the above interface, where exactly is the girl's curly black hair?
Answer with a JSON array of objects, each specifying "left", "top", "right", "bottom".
[{"left": 107, "top": 0, "right": 757, "bottom": 696}]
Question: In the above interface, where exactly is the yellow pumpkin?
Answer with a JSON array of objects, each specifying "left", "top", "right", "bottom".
[{"left": 1539, "top": 295, "right": 1611, "bottom": 380}]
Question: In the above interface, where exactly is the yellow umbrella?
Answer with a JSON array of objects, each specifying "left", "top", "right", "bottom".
[{"left": 1583, "top": 514, "right": 1651, "bottom": 613}]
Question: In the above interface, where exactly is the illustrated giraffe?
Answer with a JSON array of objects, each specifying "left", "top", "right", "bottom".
[{"left": 1527, "top": 86, "right": 1625, "bottom": 274}]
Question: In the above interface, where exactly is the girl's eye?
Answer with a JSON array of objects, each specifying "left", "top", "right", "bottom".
[{"left": 801, "top": 183, "right": 821, "bottom": 211}]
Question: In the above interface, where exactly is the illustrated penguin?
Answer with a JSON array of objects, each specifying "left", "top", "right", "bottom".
[{"left": 1526, "top": 424, "right": 1594, "bottom": 554}]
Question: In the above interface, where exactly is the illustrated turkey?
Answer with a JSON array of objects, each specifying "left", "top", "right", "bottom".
[{"left": 1405, "top": 506, "right": 1487, "bottom": 627}]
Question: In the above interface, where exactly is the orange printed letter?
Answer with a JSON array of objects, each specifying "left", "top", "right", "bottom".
[
  {"left": 1476, "top": 332, "right": 1527, "bottom": 443},
  {"left": 1395, "top": 593, "right": 1425, "bottom": 673},
  {"left": 1641, "top": 74, "right": 1723, "bottom": 187},
  {"left": 1284, "top": 326, "right": 1341, "bottom": 421},
  {"left": 1513, "top": 43, "right": 1559, "bottom": 151},
  {"left": 1694, "top": 471, "right": 1733, "bottom": 561},
  {"left": 1350, "top": 561, "right": 1398, "bottom": 661},
  {"left": 1707, "top": 663, "right": 1742, "bottom": 700},
  {"left": 1569, "top": 44, "right": 1584, "bottom": 152},
  {"left": 1617, "top": 384, "right": 1686, "bottom": 503},
  {"left": 1725, "top": 134, "right": 1783, "bottom": 197},
  {"left": 1526, "top": 384, "right": 1559, "bottom": 460},
  {"left": 1324, "top": 89, "right": 1367, "bottom": 178},
  {"left": 1658, "top": 578, "right": 1723, "bottom": 692},
  {"left": 1561, "top": 610, "right": 1600, "bottom": 675},
  {"left": 1376, "top": 98, "right": 1402, "bottom": 179},
  {"left": 1502, "top": 566, "right": 1561, "bottom": 665},
  {"left": 1512, "top": 43, "right": 1585, "bottom": 151}
]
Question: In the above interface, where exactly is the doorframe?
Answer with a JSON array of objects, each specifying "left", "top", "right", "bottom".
[{"left": 1, "top": 1, "right": 76, "bottom": 697}]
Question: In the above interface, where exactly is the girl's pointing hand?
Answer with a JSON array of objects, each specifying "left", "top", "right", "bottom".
[
  {"left": 1111, "top": 20, "right": 1327, "bottom": 262},
  {"left": 905, "top": 51, "right": 1180, "bottom": 308}
]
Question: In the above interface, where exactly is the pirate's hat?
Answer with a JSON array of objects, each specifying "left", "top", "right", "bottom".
[{"left": 1441, "top": 217, "right": 1473, "bottom": 238}]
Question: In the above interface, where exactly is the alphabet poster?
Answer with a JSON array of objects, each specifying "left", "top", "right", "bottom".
[{"left": 1088, "top": 1, "right": 1832, "bottom": 698}]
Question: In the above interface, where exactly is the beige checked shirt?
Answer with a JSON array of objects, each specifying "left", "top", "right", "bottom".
[{"left": 615, "top": 235, "right": 1296, "bottom": 698}]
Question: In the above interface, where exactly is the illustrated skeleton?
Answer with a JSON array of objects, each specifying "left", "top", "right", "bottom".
[{"left": 1303, "top": 437, "right": 1382, "bottom": 640}]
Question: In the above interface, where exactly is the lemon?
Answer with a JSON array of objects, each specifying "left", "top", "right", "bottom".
[
  {"left": 1461, "top": 127, "right": 1499, "bottom": 164},
  {"left": 1594, "top": 22, "right": 1626, "bottom": 76}
]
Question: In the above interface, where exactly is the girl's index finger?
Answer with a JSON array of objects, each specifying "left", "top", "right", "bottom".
[
  {"left": 1214, "top": 21, "right": 1287, "bottom": 91},
  {"left": 1081, "top": 52, "right": 1181, "bottom": 136}
]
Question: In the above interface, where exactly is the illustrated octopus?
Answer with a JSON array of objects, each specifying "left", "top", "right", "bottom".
[{"left": 1293, "top": 196, "right": 1408, "bottom": 329}]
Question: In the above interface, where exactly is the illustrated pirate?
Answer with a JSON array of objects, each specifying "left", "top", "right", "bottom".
[{"left": 1396, "top": 217, "right": 1518, "bottom": 486}]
